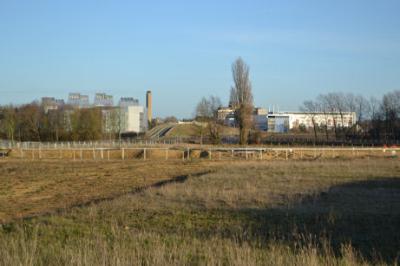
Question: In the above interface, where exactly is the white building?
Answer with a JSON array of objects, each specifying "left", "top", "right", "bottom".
[
  {"left": 117, "top": 97, "right": 147, "bottom": 134},
  {"left": 217, "top": 107, "right": 234, "bottom": 121},
  {"left": 120, "top": 106, "right": 147, "bottom": 133},
  {"left": 286, "top": 112, "right": 356, "bottom": 129},
  {"left": 267, "top": 112, "right": 357, "bottom": 133},
  {"left": 219, "top": 106, "right": 357, "bottom": 133}
]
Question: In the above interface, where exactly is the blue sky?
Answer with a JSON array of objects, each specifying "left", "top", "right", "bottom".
[{"left": 1, "top": 0, "right": 399, "bottom": 118}]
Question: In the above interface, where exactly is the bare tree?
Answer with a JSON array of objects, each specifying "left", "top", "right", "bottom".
[
  {"left": 318, "top": 94, "right": 339, "bottom": 140},
  {"left": 1, "top": 106, "right": 16, "bottom": 142},
  {"left": 354, "top": 95, "right": 369, "bottom": 123},
  {"left": 208, "top": 120, "right": 221, "bottom": 145},
  {"left": 17, "top": 103, "right": 42, "bottom": 141},
  {"left": 344, "top": 93, "right": 369, "bottom": 135},
  {"left": 194, "top": 95, "right": 222, "bottom": 144},
  {"left": 229, "top": 87, "right": 239, "bottom": 109},
  {"left": 381, "top": 90, "right": 400, "bottom": 140},
  {"left": 300, "top": 100, "right": 320, "bottom": 144},
  {"left": 195, "top": 96, "right": 221, "bottom": 120},
  {"left": 331, "top": 93, "right": 347, "bottom": 136},
  {"left": 369, "top": 96, "right": 380, "bottom": 120},
  {"left": 230, "top": 57, "right": 253, "bottom": 145}
]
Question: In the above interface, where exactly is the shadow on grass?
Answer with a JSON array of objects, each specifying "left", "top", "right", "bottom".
[
  {"left": 1, "top": 171, "right": 212, "bottom": 226},
  {"left": 222, "top": 177, "right": 400, "bottom": 263},
  {"left": 1, "top": 172, "right": 399, "bottom": 264}
]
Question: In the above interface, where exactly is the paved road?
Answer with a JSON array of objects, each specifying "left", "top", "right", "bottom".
[{"left": 146, "top": 123, "right": 176, "bottom": 139}]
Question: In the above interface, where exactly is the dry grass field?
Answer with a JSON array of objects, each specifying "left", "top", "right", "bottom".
[
  {"left": 0, "top": 158, "right": 399, "bottom": 265},
  {"left": 0, "top": 160, "right": 217, "bottom": 223},
  {"left": 166, "top": 123, "right": 239, "bottom": 137}
]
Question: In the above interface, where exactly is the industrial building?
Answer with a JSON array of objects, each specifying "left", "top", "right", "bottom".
[
  {"left": 266, "top": 112, "right": 357, "bottom": 133},
  {"left": 101, "top": 96, "right": 149, "bottom": 135},
  {"left": 119, "top": 98, "right": 148, "bottom": 133},
  {"left": 218, "top": 106, "right": 356, "bottom": 133}
]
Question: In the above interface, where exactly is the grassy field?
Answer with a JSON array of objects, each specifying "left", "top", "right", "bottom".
[
  {"left": 0, "top": 158, "right": 399, "bottom": 265},
  {"left": 0, "top": 160, "right": 217, "bottom": 223},
  {"left": 166, "top": 123, "right": 238, "bottom": 137}
]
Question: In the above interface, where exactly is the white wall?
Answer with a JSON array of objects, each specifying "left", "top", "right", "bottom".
[
  {"left": 287, "top": 112, "right": 357, "bottom": 129},
  {"left": 121, "top": 106, "right": 147, "bottom": 133}
]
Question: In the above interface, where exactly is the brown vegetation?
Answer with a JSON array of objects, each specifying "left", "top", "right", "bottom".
[
  {"left": 230, "top": 57, "right": 254, "bottom": 145},
  {"left": 0, "top": 158, "right": 399, "bottom": 265},
  {"left": 0, "top": 160, "right": 216, "bottom": 223}
]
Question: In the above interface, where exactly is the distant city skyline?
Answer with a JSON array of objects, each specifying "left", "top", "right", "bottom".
[{"left": 1, "top": 1, "right": 399, "bottom": 118}]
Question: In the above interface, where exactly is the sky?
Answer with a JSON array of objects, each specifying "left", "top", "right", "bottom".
[{"left": 0, "top": 0, "right": 399, "bottom": 118}]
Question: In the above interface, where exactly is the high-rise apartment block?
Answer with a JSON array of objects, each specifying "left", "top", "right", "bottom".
[
  {"left": 94, "top": 93, "right": 113, "bottom": 107},
  {"left": 68, "top": 93, "right": 89, "bottom": 108}
]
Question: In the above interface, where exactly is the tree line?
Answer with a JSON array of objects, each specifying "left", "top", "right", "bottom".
[
  {"left": 195, "top": 57, "right": 254, "bottom": 145},
  {"left": 0, "top": 103, "right": 106, "bottom": 142},
  {"left": 301, "top": 91, "right": 400, "bottom": 143},
  {"left": 195, "top": 58, "right": 400, "bottom": 145},
  {"left": 2, "top": 58, "right": 399, "bottom": 145}
]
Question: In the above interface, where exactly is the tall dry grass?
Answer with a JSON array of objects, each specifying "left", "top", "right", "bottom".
[
  {"left": 0, "top": 159, "right": 399, "bottom": 265},
  {"left": 0, "top": 223, "right": 373, "bottom": 266}
]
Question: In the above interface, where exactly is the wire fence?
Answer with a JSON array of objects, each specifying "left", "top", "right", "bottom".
[
  {"left": 0, "top": 139, "right": 184, "bottom": 149},
  {"left": 1, "top": 137, "right": 400, "bottom": 150},
  {"left": 2, "top": 145, "right": 399, "bottom": 161}
]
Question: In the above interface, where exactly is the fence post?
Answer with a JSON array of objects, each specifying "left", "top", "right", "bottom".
[
  {"left": 73, "top": 150, "right": 76, "bottom": 161},
  {"left": 107, "top": 150, "right": 110, "bottom": 161},
  {"left": 101, "top": 149, "right": 104, "bottom": 160},
  {"left": 122, "top": 148, "right": 125, "bottom": 160},
  {"left": 93, "top": 148, "right": 95, "bottom": 160},
  {"left": 143, "top": 148, "right": 146, "bottom": 160},
  {"left": 209, "top": 150, "right": 211, "bottom": 160}
]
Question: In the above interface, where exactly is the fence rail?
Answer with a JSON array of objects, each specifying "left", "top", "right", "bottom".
[{"left": 3, "top": 146, "right": 399, "bottom": 161}]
